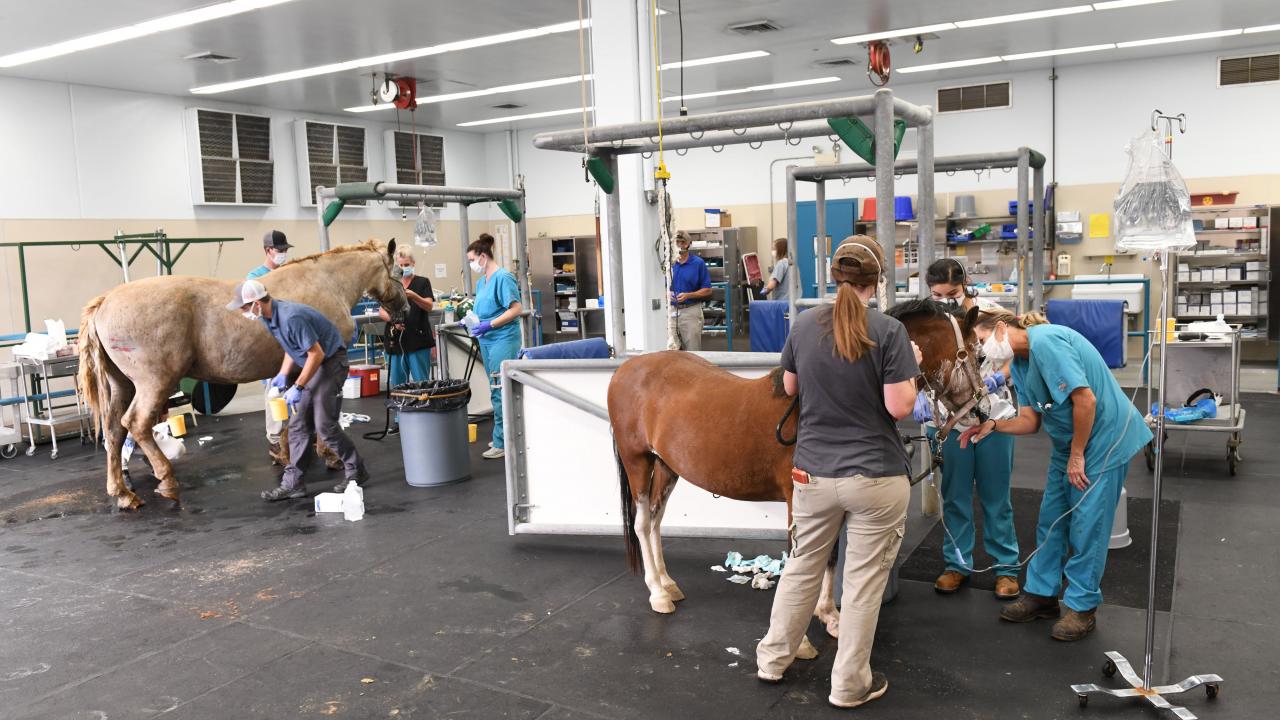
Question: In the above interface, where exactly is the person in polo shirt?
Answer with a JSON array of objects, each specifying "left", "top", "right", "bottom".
[
  {"left": 228, "top": 279, "right": 368, "bottom": 501},
  {"left": 669, "top": 231, "right": 712, "bottom": 351},
  {"left": 248, "top": 229, "right": 292, "bottom": 279},
  {"left": 249, "top": 229, "right": 294, "bottom": 464}
]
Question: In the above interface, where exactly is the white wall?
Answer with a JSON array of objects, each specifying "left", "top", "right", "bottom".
[
  {"left": 504, "top": 43, "right": 1280, "bottom": 218},
  {"left": 0, "top": 75, "right": 495, "bottom": 223}
]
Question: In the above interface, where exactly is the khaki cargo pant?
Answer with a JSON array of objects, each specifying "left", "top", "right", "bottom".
[
  {"left": 668, "top": 304, "right": 704, "bottom": 350},
  {"left": 757, "top": 472, "right": 909, "bottom": 704}
]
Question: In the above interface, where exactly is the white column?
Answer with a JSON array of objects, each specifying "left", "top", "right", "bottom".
[{"left": 592, "top": 1, "right": 666, "bottom": 352}]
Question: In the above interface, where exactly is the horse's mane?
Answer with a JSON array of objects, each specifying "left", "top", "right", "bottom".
[
  {"left": 768, "top": 366, "right": 787, "bottom": 398},
  {"left": 291, "top": 239, "right": 384, "bottom": 265},
  {"left": 885, "top": 298, "right": 962, "bottom": 321}
]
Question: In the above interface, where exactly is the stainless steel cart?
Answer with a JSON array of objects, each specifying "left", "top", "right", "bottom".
[
  {"left": 16, "top": 353, "right": 92, "bottom": 460},
  {"left": 0, "top": 363, "right": 25, "bottom": 458},
  {"left": 1143, "top": 324, "right": 1245, "bottom": 475}
]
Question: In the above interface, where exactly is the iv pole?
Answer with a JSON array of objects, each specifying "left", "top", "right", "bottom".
[{"left": 1071, "top": 110, "right": 1223, "bottom": 718}]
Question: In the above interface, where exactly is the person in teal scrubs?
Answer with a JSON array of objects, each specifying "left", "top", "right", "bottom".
[
  {"left": 913, "top": 259, "right": 1020, "bottom": 600},
  {"left": 466, "top": 233, "right": 523, "bottom": 460},
  {"left": 959, "top": 309, "right": 1152, "bottom": 641}
]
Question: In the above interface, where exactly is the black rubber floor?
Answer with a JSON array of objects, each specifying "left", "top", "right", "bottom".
[
  {"left": 2, "top": 391, "right": 1277, "bottom": 719},
  {"left": 899, "top": 488, "right": 1180, "bottom": 611}
]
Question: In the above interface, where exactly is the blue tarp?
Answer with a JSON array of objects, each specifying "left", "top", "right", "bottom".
[
  {"left": 518, "top": 337, "right": 611, "bottom": 360},
  {"left": 749, "top": 300, "right": 789, "bottom": 353},
  {"left": 1046, "top": 299, "right": 1127, "bottom": 369}
]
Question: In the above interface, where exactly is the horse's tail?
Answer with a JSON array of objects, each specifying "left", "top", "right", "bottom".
[
  {"left": 615, "top": 442, "right": 642, "bottom": 575},
  {"left": 77, "top": 294, "right": 112, "bottom": 440}
]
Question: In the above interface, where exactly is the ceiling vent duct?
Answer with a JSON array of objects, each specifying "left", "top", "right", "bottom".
[
  {"left": 184, "top": 51, "right": 238, "bottom": 64},
  {"left": 727, "top": 19, "right": 782, "bottom": 35},
  {"left": 815, "top": 57, "right": 860, "bottom": 68},
  {"left": 1220, "top": 53, "right": 1279, "bottom": 86}
]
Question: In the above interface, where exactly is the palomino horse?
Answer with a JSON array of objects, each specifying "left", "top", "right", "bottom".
[
  {"left": 78, "top": 240, "right": 409, "bottom": 510},
  {"left": 608, "top": 300, "right": 988, "bottom": 639}
]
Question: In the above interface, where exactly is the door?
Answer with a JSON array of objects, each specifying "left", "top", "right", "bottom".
[{"left": 795, "top": 198, "right": 858, "bottom": 297}]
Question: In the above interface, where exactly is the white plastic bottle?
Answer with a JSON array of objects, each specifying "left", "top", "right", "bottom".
[{"left": 343, "top": 479, "right": 365, "bottom": 522}]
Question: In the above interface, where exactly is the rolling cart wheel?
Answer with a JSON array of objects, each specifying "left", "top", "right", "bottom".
[
  {"left": 1102, "top": 659, "right": 1117, "bottom": 678},
  {"left": 24, "top": 445, "right": 35, "bottom": 457},
  {"left": 1144, "top": 443, "right": 1155, "bottom": 472},
  {"left": 1077, "top": 693, "right": 1088, "bottom": 708},
  {"left": 1206, "top": 682, "right": 1220, "bottom": 699},
  {"left": 1228, "top": 448, "right": 1239, "bottom": 476},
  {"left": 0, "top": 444, "right": 16, "bottom": 459},
  {"left": 50, "top": 449, "right": 58, "bottom": 460}
]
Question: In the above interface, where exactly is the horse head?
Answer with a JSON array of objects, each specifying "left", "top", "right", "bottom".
[
  {"left": 887, "top": 300, "right": 991, "bottom": 427},
  {"left": 368, "top": 238, "right": 411, "bottom": 323}
]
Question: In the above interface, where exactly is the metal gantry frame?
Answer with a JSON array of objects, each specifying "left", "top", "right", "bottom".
[
  {"left": 314, "top": 180, "right": 533, "bottom": 343},
  {"left": 532, "top": 88, "right": 934, "bottom": 352},
  {"left": 787, "top": 148, "right": 1048, "bottom": 316}
]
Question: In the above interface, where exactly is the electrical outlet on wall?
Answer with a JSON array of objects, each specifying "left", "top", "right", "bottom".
[{"left": 435, "top": 263, "right": 447, "bottom": 278}]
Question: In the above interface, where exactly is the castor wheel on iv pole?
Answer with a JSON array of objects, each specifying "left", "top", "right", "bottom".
[
  {"left": 0, "top": 444, "right": 17, "bottom": 459},
  {"left": 1206, "top": 682, "right": 1220, "bottom": 699},
  {"left": 1102, "top": 659, "right": 1117, "bottom": 678},
  {"left": 50, "top": 449, "right": 58, "bottom": 460},
  {"left": 1144, "top": 442, "right": 1155, "bottom": 471},
  {"left": 25, "top": 445, "right": 35, "bottom": 457},
  {"left": 1077, "top": 693, "right": 1089, "bottom": 708}
]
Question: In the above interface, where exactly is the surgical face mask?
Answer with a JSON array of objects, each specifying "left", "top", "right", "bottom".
[
  {"left": 469, "top": 259, "right": 485, "bottom": 274},
  {"left": 935, "top": 296, "right": 961, "bottom": 309},
  {"left": 400, "top": 265, "right": 414, "bottom": 277},
  {"left": 272, "top": 251, "right": 289, "bottom": 265},
  {"left": 981, "top": 324, "right": 1014, "bottom": 366},
  {"left": 242, "top": 302, "right": 261, "bottom": 321}
]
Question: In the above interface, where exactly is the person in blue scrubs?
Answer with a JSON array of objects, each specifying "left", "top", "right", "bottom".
[
  {"left": 959, "top": 309, "right": 1152, "bottom": 641},
  {"left": 466, "top": 233, "right": 523, "bottom": 460},
  {"left": 914, "top": 259, "right": 1020, "bottom": 600}
]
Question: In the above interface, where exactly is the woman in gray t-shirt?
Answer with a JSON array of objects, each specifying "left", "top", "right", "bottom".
[
  {"left": 761, "top": 238, "right": 790, "bottom": 303},
  {"left": 756, "top": 236, "right": 921, "bottom": 710}
]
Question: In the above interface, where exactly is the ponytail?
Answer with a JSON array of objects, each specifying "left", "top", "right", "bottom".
[
  {"left": 974, "top": 308, "right": 1050, "bottom": 331},
  {"left": 828, "top": 281, "right": 875, "bottom": 363}
]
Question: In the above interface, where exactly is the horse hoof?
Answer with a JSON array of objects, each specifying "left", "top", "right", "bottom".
[
  {"left": 663, "top": 585, "right": 686, "bottom": 602},
  {"left": 796, "top": 636, "right": 820, "bottom": 660},
  {"left": 824, "top": 619, "right": 840, "bottom": 638},
  {"left": 650, "top": 597, "right": 676, "bottom": 614},
  {"left": 156, "top": 487, "right": 180, "bottom": 502},
  {"left": 116, "top": 492, "right": 144, "bottom": 511}
]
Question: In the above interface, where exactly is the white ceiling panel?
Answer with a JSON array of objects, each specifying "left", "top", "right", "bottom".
[{"left": 0, "top": 0, "right": 1276, "bottom": 129}]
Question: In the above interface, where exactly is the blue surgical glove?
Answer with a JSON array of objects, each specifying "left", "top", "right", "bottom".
[
  {"left": 912, "top": 392, "right": 933, "bottom": 424},
  {"left": 760, "top": 285, "right": 770, "bottom": 297},
  {"left": 472, "top": 320, "right": 493, "bottom": 338},
  {"left": 984, "top": 371, "right": 1005, "bottom": 394},
  {"left": 270, "top": 373, "right": 289, "bottom": 390},
  {"left": 284, "top": 385, "right": 303, "bottom": 409}
]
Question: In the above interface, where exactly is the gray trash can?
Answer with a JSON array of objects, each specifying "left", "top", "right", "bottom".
[{"left": 389, "top": 380, "right": 472, "bottom": 487}]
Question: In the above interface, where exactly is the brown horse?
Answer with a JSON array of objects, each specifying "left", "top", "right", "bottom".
[
  {"left": 78, "top": 240, "right": 409, "bottom": 510},
  {"left": 608, "top": 300, "right": 987, "bottom": 638}
]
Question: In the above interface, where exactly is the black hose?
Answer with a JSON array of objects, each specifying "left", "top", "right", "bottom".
[{"left": 775, "top": 396, "right": 798, "bottom": 446}]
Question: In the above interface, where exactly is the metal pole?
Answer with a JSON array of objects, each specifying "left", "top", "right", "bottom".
[
  {"left": 604, "top": 154, "right": 626, "bottom": 355},
  {"left": 514, "top": 190, "right": 532, "bottom": 345},
  {"left": 1016, "top": 149, "right": 1030, "bottom": 314},
  {"left": 506, "top": 368, "right": 610, "bottom": 421},
  {"left": 459, "top": 203, "right": 473, "bottom": 293},
  {"left": 1145, "top": 257, "right": 1168, "bottom": 690},
  {"left": 1032, "top": 165, "right": 1046, "bottom": 311},
  {"left": 316, "top": 186, "right": 332, "bottom": 251},
  {"left": 117, "top": 240, "right": 131, "bottom": 283},
  {"left": 917, "top": 114, "right": 936, "bottom": 299},
  {"left": 815, "top": 180, "right": 827, "bottom": 301},
  {"left": 794, "top": 150, "right": 1028, "bottom": 182},
  {"left": 873, "top": 88, "right": 895, "bottom": 309},
  {"left": 374, "top": 183, "right": 523, "bottom": 200},
  {"left": 17, "top": 245, "right": 30, "bottom": 333},
  {"left": 786, "top": 166, "right": 799, "bottom": 323}
]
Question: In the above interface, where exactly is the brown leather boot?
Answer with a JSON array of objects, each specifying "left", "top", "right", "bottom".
[
  {"left": 999, "top": 592, "right": 1060, "bottom": 623},
  {"left": 994, "top": 576, "right": 1021, "bottom": 600},
  {"left": 934, "top": 571, "right": 967, "bottom": 594},
  {"left": 1051, "top": 608, "right": 1097, "bottom": 641}
]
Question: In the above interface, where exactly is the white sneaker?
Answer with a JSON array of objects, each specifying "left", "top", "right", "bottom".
[
  {"left": 488, "top": 441, "right": 494, "bottom": 449},
  {"left": 482, "top": 447, "right": 505, "bottom": 459}
]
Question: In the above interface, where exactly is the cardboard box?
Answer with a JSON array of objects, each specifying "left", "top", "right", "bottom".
[
  {"left": 1224, "top": 290, "right": 1238, "bottom": 305},
  {"left": 342, "top": 376, "right": 361, "bottom": 399},
  {"left": 1228, "top": 216, "right": 1244, "bottom": 229},
  {"left": 1233, "top": 265, "right": 1247, "bottom": 280},
  {"left": 1213, "top": 267, "right": 1228, "bottom": 282},
  {"left": 1211, "top": 302, "right": 1224, "bottom": 316},
  {"left": 1214, "top": 217, "right": 1230, "bottom": 229},
  {"left": 1243, "top": 216, "right": 1258, "bottom": 228}
]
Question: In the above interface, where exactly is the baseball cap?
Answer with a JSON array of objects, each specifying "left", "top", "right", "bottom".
[
  {"left": 262, "top": 230, "right": 293, "bottom": 250},
  {"left": 226, "top": 279, "right": 269, "bottom": 310},
  {"left": 832, "top": 238, "right": 884, "bottom": 278}
]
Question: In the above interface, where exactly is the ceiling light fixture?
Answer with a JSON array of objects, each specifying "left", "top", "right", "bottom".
[
  {"left": 345, "top": 74, "right": 591, "bottom": 113},
  {"left": 1091, "top": 0, "right": 1177, "bottom": 9},
  {"left": 830, "top": 23, "right": 957, "bottom": 45},
  {"left": 1116, "top": 28, "right": 1242, "bottom": 48},
  {"left": 954, "top": 5, "right": 1094, "bottom": 29},
  {"left": 0, "top": 0, "right": 298, "bottom": 68},
  {"left": 1243, "top": 23, "right": 1280, "bottom": 34},
  {"left": 659, "top": 50, "right": 770, "bottom": 69},
  {"left": 1000, "top": 43, "right": 1117, "bottom": 61},
  {"left": 457, "top": 107, "right": 592, "bottom": 127},
  {"left": 663, "top": 76, "right": 841, "bottom": 102},
  {"left": 193, "top": 19, "right": 593, "bottom": 94},
  {"left": 897, "top": 56, "right": 1003, "bottom": 73}
]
